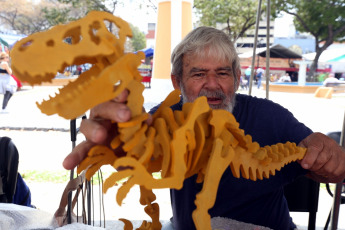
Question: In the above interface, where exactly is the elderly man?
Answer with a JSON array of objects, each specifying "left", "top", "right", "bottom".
[
  {"left": 323, "top": 73, "right": 341, "bottom": 86},
  {"left": 63, "top": 27, "right": 345, "bottom": 230}
]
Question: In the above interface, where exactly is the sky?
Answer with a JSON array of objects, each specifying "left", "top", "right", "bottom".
[
  {"left": 115, "top": 0, "right": 157, "bottom": 33},
  {"left": 273, "top": 13, "right": 295, "bottom": 37},
  {"left": 115, "top": 1, "right": 294, "bottom": 37}
]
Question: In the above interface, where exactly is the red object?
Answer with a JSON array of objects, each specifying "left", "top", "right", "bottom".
[
  {"left": 138, "top": 67, "right": 152, "bottom": 88},
  {"left": 142, "top": 76, "right": 151, "bottom": 88},
  {"left": 11, "top": 75, "right": 22, "bottom": 89}
]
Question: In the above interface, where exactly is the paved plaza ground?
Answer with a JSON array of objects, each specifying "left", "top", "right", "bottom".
[{"left": 0, "top": 83, "right": 344, "bottom": 229}]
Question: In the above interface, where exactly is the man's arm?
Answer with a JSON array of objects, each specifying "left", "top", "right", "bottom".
[
  {"left": 1, "top": 62, "right": 12, "bottom": 75},
  {"left": 299, "top": 132, "right": 345, "bottom": 183}
]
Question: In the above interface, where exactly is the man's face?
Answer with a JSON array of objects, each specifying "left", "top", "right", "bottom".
[{"left": 172, "top": 53, "right": 239, "bottom": 112}]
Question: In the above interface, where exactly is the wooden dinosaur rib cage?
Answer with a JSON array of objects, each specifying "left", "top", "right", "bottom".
[{"left": 10, "top": 11, "right": 306, "bottom": 230}]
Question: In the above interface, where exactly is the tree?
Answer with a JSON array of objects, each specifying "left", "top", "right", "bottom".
[
  {"left": 56, "top": 0, "right": 121, "bottom": 15},
  {"left": 0, "top": 0, "right": 124, "bottom": 35},
  {"left": 271, "top": 0, "right": 345, "bottom": 78},
  {"left": 0, "top": 0, "right": 149, "bottom": 53},
  {"left": 194, "top": 0, "right": 266, "bottom": 43},
  {"left": 130, "top": 24, "right": 147, "bottom": 51},
  {"left": 0, "top": 0, "right": 66, "bottom": 35},
  {"left": 41, "top": 7, "right": 71, "bottom": 27},
  {"left": 51, "top": 0, "right": 147, "bottom": 52}
]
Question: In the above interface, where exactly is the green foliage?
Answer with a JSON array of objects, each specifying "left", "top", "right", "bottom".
[
  {"left": 43, "top": 0, "right": 112, "bottom": 25},
  {"left": 41, "top": 7, "right": 72, "bottom": 27},
  {"left": 271, "top": 0, "right": 345, "bottom": 77},
  {"left": 22, "top": 170, "right": 111, "bottom": 184},
  {"left": 130, "top": 24, "right": 147, "bottom": 51},
  {"left": 39, "top": 0, "right": 122, "bottom": 31},
  {"left": 271, "top": 0, "right": 345, "bottom": 42},
  {"left": 57, "top": 0, "right": 112, "bottom": 13},
  {"left": 194, "top": 0, "right": 266, "bottom": 42},
  {"left": 22, "top": 170, "right": 70, "bottom": 183},
  {"left": 21, "top": 170, "right": 161, "bottom": 184}
]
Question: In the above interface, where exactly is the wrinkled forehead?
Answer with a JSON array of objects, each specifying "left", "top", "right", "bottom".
[
  {"left": 183, "top": 46, "right": 233, "bottom": 67},
  {"left": 185, "top": 46, "right": 232, "bottom": 65}
]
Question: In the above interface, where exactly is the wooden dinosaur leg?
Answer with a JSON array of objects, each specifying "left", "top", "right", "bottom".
[
  {"left": 119, "top": 218, "right": 134, "bottom": 230},
  {"left": 139, "top": 186, "right": 162, "bottom": 230},
  {"left": 117, "top": 186, "right": 161, "bottom": 230},
  {"left": 192, "top": 138, "right": 235, "bottom": 230},
  {"left": 112, "top": 157, "right": 187, "bottom": 191},
  {"left": 136, "top": 203, "right": 161, "bottom": 230},
  {"left": 103, "top": 156, "right": 187, "bottom": 206}
]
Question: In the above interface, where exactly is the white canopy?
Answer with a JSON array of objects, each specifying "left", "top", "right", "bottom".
[{"left": 303, "top": 48, "right": 345, "bottom": 72}]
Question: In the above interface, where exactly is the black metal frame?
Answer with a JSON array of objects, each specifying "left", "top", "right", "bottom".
[
  {"left": 324, "top": 131, "right": 345, "bottom": 230},
  {"left": 284, "top": 176, "right": 320, "bottom": 230}
]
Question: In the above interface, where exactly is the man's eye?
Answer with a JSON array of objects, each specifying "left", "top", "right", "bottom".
[
  {"left": 218, "top": 72, "right": 231, "bottom": 78},
  {"left": 192, "top": 73, "right": 205, "bottom": 78}
]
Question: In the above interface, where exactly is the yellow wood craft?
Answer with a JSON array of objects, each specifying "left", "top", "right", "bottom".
[{"left": 10, "top": 11, "right": 306, "bottom": 230}]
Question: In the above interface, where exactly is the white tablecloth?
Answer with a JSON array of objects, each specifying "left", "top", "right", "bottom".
[{"left": 0, "top": 203, "right": 272, "bottom": 230}]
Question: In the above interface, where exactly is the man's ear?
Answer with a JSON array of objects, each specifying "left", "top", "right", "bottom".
[{"left": 171, "top": 74, "right": 181, "bottom": 90}]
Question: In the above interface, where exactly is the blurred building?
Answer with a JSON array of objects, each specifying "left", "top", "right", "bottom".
[
  {"left": 236, "top": 17, "right": 275, "bottom": 54},
  {"left": 145, "top": 23, "right": 156, "bottom": 48},
  {"left": 273, "top": 37, "right": 315, "bottom": 55}
]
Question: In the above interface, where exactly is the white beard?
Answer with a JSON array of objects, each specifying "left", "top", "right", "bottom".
[{"left": 180, "top": 85, "right": 236, "bottom": 113}]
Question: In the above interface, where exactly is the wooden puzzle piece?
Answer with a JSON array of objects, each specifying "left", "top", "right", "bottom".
[{"left": 11, "top": 11, "right": 308, "bottom": 230}]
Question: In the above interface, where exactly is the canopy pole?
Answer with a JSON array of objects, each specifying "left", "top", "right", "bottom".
[
  {"left": 330, "top": 112, "right": 345, "bottom": 230},
  {"left": 265, "top": 0, "right": 271, "bottom": 99},
  {"left": 248, "top": 0, "right": 263, "bottom": 95}
]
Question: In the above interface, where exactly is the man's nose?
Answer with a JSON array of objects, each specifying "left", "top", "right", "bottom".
[{"left": 204, "top": 74, "right": 219, "bottom": 89}]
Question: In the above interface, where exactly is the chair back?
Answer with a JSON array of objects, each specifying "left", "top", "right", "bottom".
[
  {"left": 0, "top": 136, "right": 19, "bottom": 203},
  {"left": 284, "top": 175, "right": 320, "bottom": 230}
]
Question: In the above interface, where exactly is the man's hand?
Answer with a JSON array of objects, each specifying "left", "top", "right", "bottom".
[
  {"left": 299, "top": 132, "right": 345, "bottom": 183},
  {"left": 62, "top": 90, "right": 132, "bottom": 170}
]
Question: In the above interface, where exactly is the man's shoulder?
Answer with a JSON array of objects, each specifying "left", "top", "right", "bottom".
[
  {"left": 234, "top": 93, "right": 288, "bottom": 117},
  {"left": 235, "top": 93, "right": 274, "bottom": 105}
]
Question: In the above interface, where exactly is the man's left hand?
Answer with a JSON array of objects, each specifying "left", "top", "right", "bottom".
[{"left": 299, "top": 132, "right": 345, "bottom": 183}]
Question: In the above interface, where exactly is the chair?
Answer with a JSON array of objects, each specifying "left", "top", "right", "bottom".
[
  {"left": 284, "top": 175, "right": 320, "bottom": 230},
  {"left": 0, "top": 136, "right": 19, "bottom": 203}
]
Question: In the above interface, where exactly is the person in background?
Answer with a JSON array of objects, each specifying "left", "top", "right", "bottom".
[
  {"left": 255, "top": 67, "right": 264, "bottom": 89},
  {"left": 244, "top": 66, "right": 251, "bottom": 88},
  {"left": 62, "top": 27, "right": 345, "bottom": 230},
  {"left": 323, "top": 73, "right": 342, "bottom": 86},
  {"left": 0, "top": 52, "right": 17, "bottom": 113},
  {"left": 279, "top": 73, "right": 292, "bottom": 82},
  {"left": 340, "top": 73, "right": 345, "bottom": 81},
  {"left": 77, "top": 66, "right": 82, "bottom": 75},
  {"left": 290, "top": 72, "right": 298, "bottom": 82}
]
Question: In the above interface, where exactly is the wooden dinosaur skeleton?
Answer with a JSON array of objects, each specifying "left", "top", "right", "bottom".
[{"left": 10, "top": 11, "right": 307, "bottom": 230}]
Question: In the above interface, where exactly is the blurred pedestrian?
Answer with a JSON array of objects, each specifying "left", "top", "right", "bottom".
[
  {"left": 256, "top": 67, "right": 264, "bottom": 89},
  {"left": 0, "top": 52, "right": 17, "bottom": 113},
  {"left": 77, "top": 66, "right": 82, "bottom": 75},
  {"left": 244, "top": 66, "right": 251, "bottom": 88}
]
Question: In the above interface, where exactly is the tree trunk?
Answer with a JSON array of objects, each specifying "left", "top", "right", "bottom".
[
  {"left": 307, "top": 37, "right": 333, "bottom": 81},
  {"left": 307, "top": 55, "right": 319, "bottom": 81}
]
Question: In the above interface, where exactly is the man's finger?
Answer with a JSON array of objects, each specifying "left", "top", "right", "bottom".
[
  {"left": 113, "top": 89, "right": 129, "bottom": 103},
  {"left": 63, "top": 141, "right": 94, "bottom": 170},
  {"left": 90, "top": 101, "right": 131, "bottom": 122},
  {"left": 80, "top": 119, "right": 111, "bottom": 144}
]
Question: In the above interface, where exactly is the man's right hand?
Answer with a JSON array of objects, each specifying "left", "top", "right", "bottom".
[{"left": 62, "top": 89, "right": 132, "bottom": 170}]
